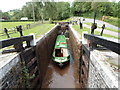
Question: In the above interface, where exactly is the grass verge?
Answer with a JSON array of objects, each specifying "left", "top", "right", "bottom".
[
  {"left": 72, "top": 25, "right": 120, "bottom": 40},
  {"left": 1, "top": 24, "right": 55, "bottom": 40},
  {"left": 81, "top": 13, "right": 119, "bottom": 28},
  {"left": 84, "top": 22, "right": 120, "bottom": 33},
  {"left": 1, "top": 21, "right": 34, "bottom": 30}
]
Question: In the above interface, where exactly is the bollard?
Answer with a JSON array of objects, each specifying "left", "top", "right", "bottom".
[
  {"left": 100, "top": 24, "right": 105, "bottom": 36},
  {"left": 79, "top": 22, "right": 83, "bottom": 29},
  {"left": 79, "top": 18, "right": 83, "bottom": 29},
  {"left": 19, "top": 25, "right": 23, "bottom": 36},
  {"left": 91, "top": 23, "right": 97, "bottom": 34},
  {"left": 4, "top": 28, "right": 10, "bottom": 38},
  {"left": 91, "top": 11, "right": 97, "bottom": 35}
]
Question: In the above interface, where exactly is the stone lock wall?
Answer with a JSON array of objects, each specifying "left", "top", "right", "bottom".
[
  {"left": 69, "top": 25, "right": 82, "bottom": 61},
  {"left": 88, "top": 60, "right": 109, "bottom": 88},
  {"left": 36, "top": 25, "right": 59, "bottom": 87},
  {"left": 0, "top": 54, "right": 22, "bottom": 89},
  {"left": 0, "top": 24, "right": 83, "bottom": 89},
  {"left": 0, "top": 25, "right": 59, "bottom": 89},
  {"left": 87, "top": 50, "right": 118, "bottom": 88}
]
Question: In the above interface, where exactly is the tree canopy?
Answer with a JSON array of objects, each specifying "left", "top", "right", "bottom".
[{"left": 1, "top": 1, "right": 119, "bottom": 21}]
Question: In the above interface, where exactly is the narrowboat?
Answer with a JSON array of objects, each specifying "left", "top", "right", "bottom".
[{"left": 52, "top": 35, "right": 70, "bottom": 66}]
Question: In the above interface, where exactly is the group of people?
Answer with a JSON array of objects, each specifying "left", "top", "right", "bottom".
[
  {"left": 4, "top": 25, "right": 23, "bottom": 38},
  {"left": 71, "top": 17, "right": 85, "bottom": 29}
]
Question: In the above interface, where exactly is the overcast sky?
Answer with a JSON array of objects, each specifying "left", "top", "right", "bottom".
[
  {"left": 0, "top": 0, "right": 32, "bottom": 12},
  {"left": 0, "top": 0, "right": 119, "bottom": 12}
]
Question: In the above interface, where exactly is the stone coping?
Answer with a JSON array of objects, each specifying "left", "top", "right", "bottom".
[
  {"left": 0, "top": 53, "right": 20, "bottom": 80},
  {"left": 90, "top": 50, "right": 119, "bottom": 88}
]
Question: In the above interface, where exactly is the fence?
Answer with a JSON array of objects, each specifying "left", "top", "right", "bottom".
[{"left": 0, "top": 21, "right": 40, "bottom": 37}]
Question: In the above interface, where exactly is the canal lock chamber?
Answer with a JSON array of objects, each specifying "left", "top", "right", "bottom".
[
  {"left": 1, "top": 23, "right": 118, "bottom": 89},
  {"left": 19, "top": 23, "right": 117, "bottom": 89},
  {"left": 36, "top": 23, "right": 82, "bottom": 88},
  {"left": 0, "top": 23, "right": 82, "bottom": 89}
]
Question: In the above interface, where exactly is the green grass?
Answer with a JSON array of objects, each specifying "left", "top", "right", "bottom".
[
  {"left": 72, "top": 25, "right": 120, "bottom": 39},
  {"left": 0, "top": 23, "right": 55, "bottom": 52},
  {"left": 53, "top": 17, "right": 73, "bottom": 22},
  {"left": 0, "top": 21, "right": 35, "bottom": 34},
  {"left": 84, "top": 22, "right": 92, "bottom": 26},
  {"left": 66, "top": 12, "right": 119, "bottom": 27},
  {"left": 84, "top": 22, "right": 120, "bottom": 33},
  {"left": 80, "top": 13, "right": 119, "bottom": 27},
  {"left": 72, "top": 25, "right": 91, "bottom": 38},
  {"left": 95, "top": 31, "right": 120, "bottom": 39},
  {"left": 104, "top": 16, "right": 118, "bottom": 28},
  {"left": 105, "top": 27, "right": 120, "bottom": 33},
  {"left": 62, "top": 15, "right": 119, "bottom": 28},
  {"left": 1, "top": 21, "right": 34, "bottom": 30},
  {"left": 1, "top": 24, "right": 55, "bottom": 40}
]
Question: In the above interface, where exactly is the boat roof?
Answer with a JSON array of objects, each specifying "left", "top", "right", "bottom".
[{"left": 54, "top": 35, "right": 67, "bottom": 48}]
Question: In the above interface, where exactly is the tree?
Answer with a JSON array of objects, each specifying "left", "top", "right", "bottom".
[
  {"left": 55, "top": 2, "right": 71, "bottom": 20},
  {"left": 10, "top": 9, "right": 23, "bottom": 20},
  {"left": 71, "top": 2, "right": 92, "bottom": 16},
  {"left": 3, "top": 1, "right": 118, "bottom": 21},
  {"left": 44, "top": 2, "right": 57, "bottom": 21},
  {"left": 2, "top": 12, "right": 11, "bottom": 20}
]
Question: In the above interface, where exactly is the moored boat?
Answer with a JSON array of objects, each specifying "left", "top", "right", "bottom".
[{"left": 52, "top": 35, "right": 70, "bottom": 66}]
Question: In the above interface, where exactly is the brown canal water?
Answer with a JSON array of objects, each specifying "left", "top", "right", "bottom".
[{"left": 41, "top": 38, "right": 81, "bottom": 88}]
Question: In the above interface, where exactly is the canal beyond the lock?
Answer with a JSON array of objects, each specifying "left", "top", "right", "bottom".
[{"left": 41, "top": 38, "right": 81, "bottom": 88}]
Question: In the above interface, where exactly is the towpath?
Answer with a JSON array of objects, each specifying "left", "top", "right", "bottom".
[
  {"left": 84, "top": 18, "right": 119, "bottom": 31},
  {"left": 83, "top": 24, "right": 119, "bottom": 37}
]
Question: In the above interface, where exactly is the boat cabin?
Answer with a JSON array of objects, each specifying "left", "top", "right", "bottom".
[{"left": 55, "top": 48, "right": 68, "bottom": 57}]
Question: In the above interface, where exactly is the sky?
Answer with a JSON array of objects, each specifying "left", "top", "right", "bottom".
[
  {"left": 0, "top": 0, "right": 119, "bottom": 12},
  {"left": 0, "top": 0, "right": 32, "bottom": 12}
]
